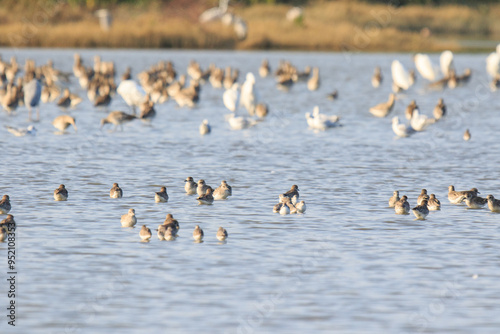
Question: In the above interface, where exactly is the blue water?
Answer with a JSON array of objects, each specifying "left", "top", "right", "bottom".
[{"left": 0, "top": 48, "right": 499, "bottom": 333}]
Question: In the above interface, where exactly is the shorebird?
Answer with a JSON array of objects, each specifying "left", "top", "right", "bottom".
[
  {"left": 139, "top": 94, "right": 156, "bottom": 122},
  {"left": 395, "top": 195, "right": 410, "bottom": 215},
  {"left": 280, "top": 185, "right": 299, "bottom": 205},
  {"left": 197, "top": 188, "right": 214, "bottom": 205},
  {"left": 163, "top": 226, "right": 176, "bottom": 241},
  {"left": 259, "top": 59, "right": 270, "bottom": 78},
  {"left": 273, "top": 202, "right": 283, "bottom": 213},
  {"left": 327, "top": 90, "right": 338, "bottom": 101},
  {"left": 193, "top": 225, "right": 204, "bottom": 242},
  {"left": 197, "top": 179, "right": 211, "bottom": 196},
  {"left": 157, "top": 225, "right": 166, "bottom": 241},
  {"left": 372, "top": 66, "right": 382, "bottom": 88},
  {"left": 5, "top": 125, "right": 36, "bottom": 137},
  {"left": 0, "top": 214, "right": 15, "bottom": 230},
  {"left": 405, "top": 100, "right": 418, "bottom": 120},
  {"left": 392, "top": 116, "right": 413, "bottom": 138},
  {"left": 199, "top": 119, "right": 211, "bottom": 135},
  {"left": 486, "top": 195, "right": 500, "bottom": 213},
  {"left": 433, "top": 98, "right": 446, "bottom": 120},
  {"left": 184, "top": 177, "right": 197, "bottom": 195},
  {"left": 54, "top": 184, "right": 68, "bottom": 201},
  {"left": 57, "top": 88, "right": 71, "bottom": 108},
  {"left": 139, "top": 225, "right": 152, "bottom": 241},
  {"left": 52, "top": 115, "right": 77, "bottom": 134},
  {"left": 279, "top": 200, "right": 291, "bottom": 215},
  {"left": 307, "top": 67, "right": 320, "bottom": 91},
  {"left": 240, "top": 72, "right": 258, "bottom": 115},
  {"left": 110, "top": 183, "right": 123, "bottom": 198},
  {"left": 223, "top": 83, "right": 239, "bottom": 112},
  {"left": 155, "top": 186, "right": 168, "bottom": 203},
  {"left": 427, "top": 194, "right": 441, "bottom": 211},
  {"left": 417, "top": 189, "right": 428, "bottom": 205},
  {"left": 121, "top": 208, "right": 137, "bottom": 227},
  {"left": 412, "top": 200, "right": 429, "bottom": 220},
  {"left": 255, "top": 103, "right": 269, "bottom": 118},
  {"left": 0, "top": 226, "right": 6, "bottom": 242},
  {"left": 448, "top": 186, "right": 478, "bottom": 204},
  {"left": 463, "top": 129, "right": 471, "bottom": 141},
  {"left": 305, "top": 106, "right": 341, "bottom": 131},
  {"left": 216, "top": 227, "right": 228, "bottom": 241},
  {"left": 389, "top": 191, "right": 400, "bottom": 208},
  {"left": 213, "top": 180, "right": 232, "bottom": 200},
  {"left": 465, "top": 192, "right": 487, "bottom": 209},
  {"left": 369, "top": 93, "right": 395, "bottom": 118},
  {"left": 0, "top": 195, "right": 11, "bottom": 214},
  {"left": 100, "top": 111, "right": 136, "bottom": 131},
  {"left": 294, "top": 200, "right": 306, "bottom": 213},
  {"left": 162, "top": 214, "right": 179, "bottom": 234},
  {"left": 227, "top": 114, "right": 257, "bottom": 130}
]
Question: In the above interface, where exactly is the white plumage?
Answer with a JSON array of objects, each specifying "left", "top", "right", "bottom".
[
  {"left": 223, "top": 83, "right": 240, "bottom": 112},
  {"left": 414, "top": 53, "right": 436, "bottom": 81},
  {"left": 240, "top": 73, "right": 258, "bottom": 115},
  {"left": 392, "top": 116, "right": 413, "bottom": 138},
  {"left": 117, "top": 80, "right": 146, "bottom": 113},
  {"left": 391, "top": 60, "right": 411, "bottom": 91},
  {"left": 305, "top": 106, "right": 340, "bottom": 130},
  {"left": 440, "top": 50, "right": 454, "bottom": 78}
]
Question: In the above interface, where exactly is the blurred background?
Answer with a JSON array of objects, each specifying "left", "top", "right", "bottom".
[{"left": 0, "top": 0, "right": 499, "bottom": 51}]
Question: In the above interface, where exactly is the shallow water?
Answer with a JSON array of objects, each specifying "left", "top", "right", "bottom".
[{"left": 1, "top": 48, "right": 500, "bottom": 333}]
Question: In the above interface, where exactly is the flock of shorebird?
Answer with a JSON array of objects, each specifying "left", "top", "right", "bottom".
[
  {"left": 2, "top": 45, "right": 500, "bottom": 241},
  {"left": 389, "top": 186, "right": 500, "bottom": 220}
]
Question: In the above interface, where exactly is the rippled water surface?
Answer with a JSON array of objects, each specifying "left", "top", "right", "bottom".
[{"left": 1, "top": 48, "right": 500, "bottom": 333}]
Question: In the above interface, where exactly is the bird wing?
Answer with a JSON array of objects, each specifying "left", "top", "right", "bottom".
[
  {"left": 391, "top": 60, "right": 411, "bottom": 90},
  {"left": 486, "top": 52, "right": 500, "bottom": 78},
  {"left": 414, "top": 54, "right": 436, "bottom": 81},
  {"left": 440, "top": 50, "right": 454, "bottom": 78}
]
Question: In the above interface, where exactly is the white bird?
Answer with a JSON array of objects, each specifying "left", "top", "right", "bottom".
[
  {"left": 440, "top": 50, "right": 454, "bottom": 78},
  {"left": 227, "top": 114, "right": 257, "bottom": 130},
  {"left": 5, "top": 125, "right": 36, "bottom": 137},
  {"left": 233, "top": 16, "right": 248, "bottom": 40},
  {"left": 413, "top": 53, "right": 436, "bottom": 81},
  {"left": 240, "top": 73, "right": 258, "bottom": 115},
  {"left": 391, "top": 60, "right": 412, "bottom": 91},
  {"left": 117, "top": 80, "right": 146, "bottom": 114},
  {"left": 305, "top": 106, "right": 340, "bottom": 130},
  {"left": 409, "top": 108, "right": 433, "bottom": 132},
  {"left": 392, "top": 116, "right": 413, "bottom": 137},
  {"left": 199, "top": 119, "right": 211, "bottom": 135},
  {"left": 223, "top": 83, "right": 240, "bottom": 112},
  {"left": 486, "top": 52, "right": 499, "bottom": 78},
  {"left": 199, "top": 0, "right": 228, "bottom": 23}
]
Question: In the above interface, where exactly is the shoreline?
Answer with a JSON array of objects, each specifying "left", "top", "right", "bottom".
[{"left": 0, "top": 1, "right": 499, "bottom": 52}]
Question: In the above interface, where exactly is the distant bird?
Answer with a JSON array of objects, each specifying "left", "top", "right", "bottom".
[
  {"left": 223, "top": 83, "right": 240, "bottom": 112},
  {"left": 163, "top": 226, "right": 176, "bottom": 241},
  {"left": 139, "top": 94, "right": 156, "bottom": 121},
  {"left": 0, "top": 214, "right": 15, "bottom": 231},
  {"left": 259, "top": 59, "right": 270, "bottom": 78},
  {"left": 279, "top": 200, "right": 291, "bottom": 215},
  {"left": 255, "top": 103, "right": 269, "bottom": 118},
  {"left": 327, "top": 90, "right": 338, "bottom": 101},
  {"left": 216, "top": 226, "right": 228, "bottom": 241},
  {"left": 412, "top": 200, "right": 429, "bottom": 220},
  {"left": 0, "top": 195, "right": 11, "bottom": 214},
  {"left": 307, "top": 67, "right": 320, "bottom": 91},
  {"left": 5, "top": 125, "right": 36, "bottom": 137},
  {"left": 193, "top": 225, "right": 204, "bottom": 242},
  {"left": 405, "top": 100, "right": 418, "bottom": 120},
  {"left": 486, "top": 195, "right": 500, "bottom": 213},
  {"left": 464, "top": 192, "right": 487, "bottom": 209},
  {"left": 395, "top": 195, "right": 410, "bottom": 215},
  {"left": 93, "top": 85, "right": 112, "bottom": 108},
  {"left": 391, "top": 60, "right": 412, "bottom": 92},
  {"left": 294, "top": 200, "right": 306, "bottom": 213},
  {"left": 448, "top": 185, "right": 467, "bottom": 204},
  {"left": 23, "top": 77, "right": 42, "bottom": 121},
  {"left": 185, "top": 177, "right": 197, "bottom": 195},
  {"left": 440, "top": 50, "right": 455, "bottom": 78},
  {"left": 392, "top": 116, "right": 413, "bottom": 138},
  {"left": 199, "top": 119, "right": 211, "bottom": 135},
  {"left": 100, "top": 111, "right": 136, "bottom": 131},
  {"left": 52, "top": 115, "right": 77, "bottom": 133},
  {"left": 54, "top": 184, "right": 68, "bottom": 201},
  {"left": 110, "top": 183, "right": 123, "bottom": 198},
  {"left": 139, "top": 225, "right": 152, "bottom": 241},
  {"left": 162, "top": 214, "right": 179, "bottom": 234},
  {"left": 413, "top": 53, "right": 436, "bottom": 81},
  {"left": 389, "top": 190, "right": 400, "bottom": 208},
  {"left": 0, "top": 226, "right": 6, "bottom": 242},
  {"left": 463, "top": 129, "right": 471, "bottom": 141},
  {"left": 410, "top": 108, "right": 434, "bottom": 132},
  {"left": 155, "top": 186, "right": 169, "bottom": 203},
  {"left": 197, "top": 187, "right": 214, "bottom": 205},
  {"left": 227, "top": 114, "right": 257, "bottom": 130},
  {"left": 369, "top": 93, "right": 395, "bottom": 118},
  {"left": 117, "top": 80, "right": 146, "bottom": 114},
  {"left": 372, "top": 66, "right": 382, "bottom": 88},
  {"left": 197, "top": 179, "right": 211, "bottom": 196},
  {"left": 427, "top": 194, "right": 441, "bottom": 211},
  {"left": 121, "top": 208, "right": 137, "bottom": 227},
  {"left": 213, "top": 180, "right": 232, "bottom": 200},
  {"left": 240, "top": 73, "right": 258, "bottom": 115},
  {"left": 305, "top": 106, "right": 340, "bottom": 130},
  {"left": 433, "top": 98, "right": 446, "bottom": 120},
  {"left": 281, "top": 185, "right": 299, "bottom": 205},
  {"left": 57, "top": 88, "right": 72, "bottom": 108}
]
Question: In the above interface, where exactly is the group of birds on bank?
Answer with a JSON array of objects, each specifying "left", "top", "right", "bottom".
[
  {"left": 389, "top": 186, "right": 500, "bottom": 220},
  {"left": 272, "top": 185, "right": 306, "bottom": 215}
]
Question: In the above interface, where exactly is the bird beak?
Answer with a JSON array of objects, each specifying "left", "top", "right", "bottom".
[{"left": 73, "top": 124, "right": 78, "bottom": 132}]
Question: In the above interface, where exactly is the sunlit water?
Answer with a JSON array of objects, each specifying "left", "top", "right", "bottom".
[{"left": 0, "top": 48, "right": 499, "bottom": 333}]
